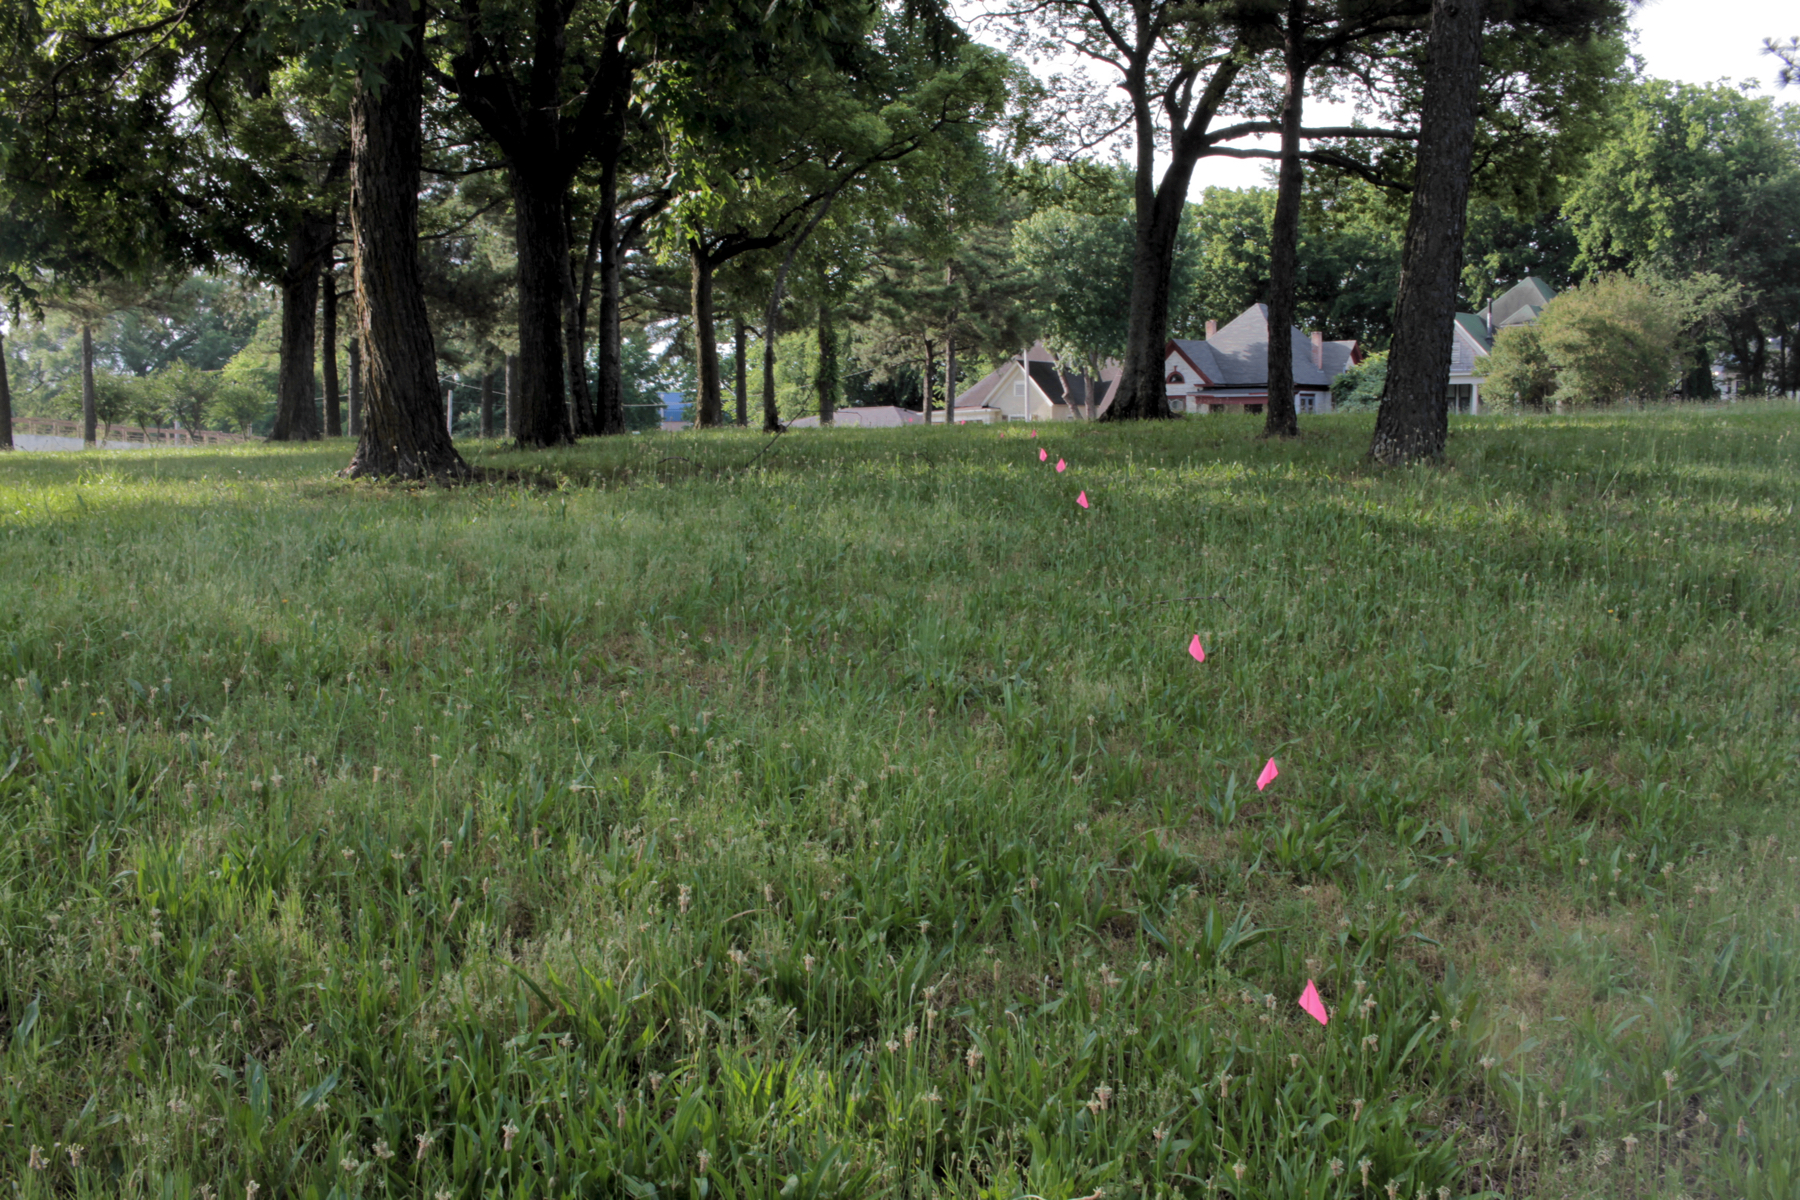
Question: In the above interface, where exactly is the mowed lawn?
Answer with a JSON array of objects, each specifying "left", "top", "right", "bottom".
[{"left": 0, "top": 407, "right": 1796, "bottom": 1199}]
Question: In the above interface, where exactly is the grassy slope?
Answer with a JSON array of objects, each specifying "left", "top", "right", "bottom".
[{"left": 0, "top": 408, "right": 1795, "bottom": 1199}]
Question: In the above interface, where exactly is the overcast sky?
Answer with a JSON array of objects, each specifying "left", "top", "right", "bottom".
[{"left": 988, "top": 0, "right": 1798, "bottom": 194}]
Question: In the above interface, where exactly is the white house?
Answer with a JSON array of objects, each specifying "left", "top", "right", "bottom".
[
  {"left": 1449, "top": 277, "right": 1556, "bottom": 412},
  {"left": 953, "top": 343, "right": 1119, "bottom": 422},
  {"left": 787, "top": 405, "right": 924, "bottom": 429}
]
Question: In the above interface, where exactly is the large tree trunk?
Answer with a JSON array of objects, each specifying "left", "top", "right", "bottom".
[
  {"left": 922, "top": 339, "right": 935, "bottom": 423},
  {"left": 480, "top": 360, "right": 495, "bottom": 438},
  {"left": 1264, "top": 0, "right": 1307, "bottom": 440},
  {"left": 270, "top": 216, "right": 328, "bottom": 441},
  {"left": 511, "top": 171, "right": 573, "bottom": 447},
  {"left": 0, "top": 330, "right": 12, "bottom": 450},
  {"left": 347, "top": 336, "right": 362, "bottom": 436},
  {"left": 593, "top": 164, "right": 626, "bottom": 436},
  {"left": 735, "top": 319, "right": 748, "bottom": 426},
  {"left": 81, "top": 323, "right": 96, "bottom": 447},
  {"left": 322, "top": 264, "right": 341, "bottom": 437},
  {"left": 505, "top": 352, "right": 519, "bottom": 438},
  {"left": 1104, "top": 176, "right": 1195, "bottom": 421},
  {"left": 945, "top": 333, "right": 957, "bottom": 425},
  {"left": 344, "top": 0, "right": 469, "bottom": 480},
  {"left": 691, "top": 244, "right": 723, "bottom": 427},
  {"left": 817, "top": 300, "right": 838, "bottom": 424},
  {"left": 564, "top": 205, "right": 596, "bottom": 436},
  {"left": 1370, "top": 0, "right": 1486, "bottom": 465}
]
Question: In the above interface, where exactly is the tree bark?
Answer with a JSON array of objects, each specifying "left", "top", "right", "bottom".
[
  {"left": 1370, "top": 0, "right": 1486, "bottom": 465},
  {"left": 0, "top": 330, "right": 12, "bottom": 450},
  {"left": 505, "top": 352, "right": 519, "bottom": 438},
  {"left": 1104, "top": 60, "right": 1243, "bottom": 422},
  {"left": 347, "top": 336, "right": 362, "bottom": 437},
  {"left": 691, "top": 244, "right": 723, "bottom": 427},
  {"left": 594, "top": 201, "right": 626, "bottom": 435},
  {"left": 322, "top": 264, "right": 341, "bottom": 437},
  {"left": 817, "top": 300, "right": 838, "bottom": 424},
  {"left": 735, "top": 319, "right": 749, "bottom": 427},
  {"left": 1106, "top": 172, "right": 1198, "bottom": 421},
  {"left": 344, "top": 0, "right": 469, "bottom": 480},
  {"left": 564, "top": 204, "right": 596, "bottom": 436},
  {"left": 511, "top": 171, "right": 573, "bottom": 447},
  {"left": 590, "top": 166, "right": 626, "bottom": 436},
  {"left": 1264, "top": 0, "right": 1307, "bottom": 440},
  {"left": 270, "top": 215, "right": 329, "bottom": 441},
  {"left": 81, "top": 323, "right": 97, "bottom": 447},
  {"left": 945, "top": 333, "right": 957, "bottom": 425},
  {"left": 922, "top": 339, "right": 935, "bottom": 423},
  {"left": 480, "top": 360, "right": 495, "bottom": 438}
]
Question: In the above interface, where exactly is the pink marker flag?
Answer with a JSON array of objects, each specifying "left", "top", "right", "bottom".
[
  {"left": 1055, "top": 458, "right": 1067, "bottom": 473},
  {"left": 1030, "top": 430, "right": 1039, "bottom": 438},
  {"left": 1039, "top": 448, "right": 1048, "bottom": 462},
  {"left": 1256, "top": 757, "right": 1279, "bottom": 791},
  {"left": 1077, "top": 491, "right": 1090, "bottom": 509},
  {"left": 1298, "top": 980, "right": 1328, "bottom": 1026},
  {"left": 1188, "top": 635, "right": 1205, "bottom": 663}
]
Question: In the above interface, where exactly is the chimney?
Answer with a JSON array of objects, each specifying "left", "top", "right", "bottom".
[
  {"left": 1205, "top": 319, "right": 1217, "bottom": 339},
  {"left": 1311, "top": 331, "right": 1324, "bottom": 370}
]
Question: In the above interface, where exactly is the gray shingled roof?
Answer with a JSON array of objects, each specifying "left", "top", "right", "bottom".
[
  {"left": 1171, "top": 304, "right": 1337, "bottom": 388},
  {"left": 1454, "top": 312, "right": 1494, "bottom": 354},
  {"left": 1484, "top": 278, "right": 1555, "bottom": 329}
]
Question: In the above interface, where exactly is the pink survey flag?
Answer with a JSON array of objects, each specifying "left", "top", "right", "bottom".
[
  {"left": 1055, "top": 458, "right": 1067, "bottom": 473},
  {"left": 1039, "top": 448, "right": 1048, "bottom": 462},
  {"left": 1030, "top": 430, "right": 1039, "bottom": 438},
  {"left": 1256, "top": 757, "right": 1279, "bottom": 791},
  {"left": 1298, "top": 980, "right": 1328, "bottom": 1026},
  {"left": 1077, "top": 491, "right": 1090, "bottom": 509},
  {"left": 1188, "top": 635, "right": 1205, "bottom": 663}
]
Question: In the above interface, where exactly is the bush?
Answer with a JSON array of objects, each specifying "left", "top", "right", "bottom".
[
  {"left": 1480, "top": 323, "right": 1557, "bottom": 410},
  {"left": 1537, "top": 273, "right": 1683, "bottom": 406},
  {"left": 213, "top": 380, "right": 271, "bottom": 434},
  {"left": 1329, "top": 350, "right": 1386, "bottom": 410}
]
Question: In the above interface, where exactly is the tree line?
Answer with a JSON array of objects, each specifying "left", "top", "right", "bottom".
[{"left": 0, "top": 0, "right": 1791, "bottom": 469}]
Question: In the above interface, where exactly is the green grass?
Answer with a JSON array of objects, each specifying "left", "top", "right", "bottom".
[{"left": 0, "top": 406, "right": 1796, "bottom": 1199}]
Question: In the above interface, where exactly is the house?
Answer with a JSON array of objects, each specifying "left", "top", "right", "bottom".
[
  {"left": 1164, "top": 304, "right": 1361, "bottom": 414},
  {"left": 787, "top": 405, "right": 924, "bottom": 429},
  {"left": 953, "top": 343, "right": 1120, "bottom": 422},
  {"left": 1449, "top": 277, "right": 1556, "bottom": 413}
]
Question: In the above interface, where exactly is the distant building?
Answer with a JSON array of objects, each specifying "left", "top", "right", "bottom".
[
  {"left": 787, "top": 406, "right": 925, "bottom": 429},
  {"left": 1450, "top": 278, "right": 1556, "bottom": 413},
  {"left": 1164, "top": 305, "right": 1361, "bottom": 414},
  {"left": 952, "top": 343, "right": 1119, "bottom": 421}
]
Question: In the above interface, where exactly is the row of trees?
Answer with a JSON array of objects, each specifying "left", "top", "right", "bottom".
[{"left": 1, "top": 1, "right": 1787, "bottom": 468}]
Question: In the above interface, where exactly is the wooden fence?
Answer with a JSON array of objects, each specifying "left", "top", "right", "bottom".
[{"left": 10, "top": 417, "right": 250, "bottom": 446}]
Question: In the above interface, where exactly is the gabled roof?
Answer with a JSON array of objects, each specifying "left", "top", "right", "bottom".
[
  {"left": 1483, "top": 278, "right": 1555, "bottom": 329},
  {"left": 1169, "top": 304, "right": 1338, "bottom": 388},
  {"left": 1320, "top": 340, "right": 1359, "bottom": 378},
  {"left": 1454, "top": 312, "right": 1493, "bottom": 354}
]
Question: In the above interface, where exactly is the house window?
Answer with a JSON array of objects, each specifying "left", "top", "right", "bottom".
[
  {"left": 1013, "top": 380, "right": 1026, "bottom": 398},
  {"left": 1298, "top": 393, "right": 1317, "bottom": 414},
  {"left": 1167, "top": 370, "right": 1184, "bottom": 384},
  {"left": 1448, "top": 384, "right": 1473, "bottom": 414}
]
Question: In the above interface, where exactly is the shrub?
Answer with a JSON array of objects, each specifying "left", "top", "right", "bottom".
[
  {"left": 214, "top": 380, "right": 271, "bottom": 434},
  {"left": 1537, "top": 273, "right": 1683, "bottom": 406},
  {"left": 1329, "top": 350, "right": 1386, "bottom": 410},
  {"left": 1480, "top": 323, "right": 1557, "bottom": 410}
]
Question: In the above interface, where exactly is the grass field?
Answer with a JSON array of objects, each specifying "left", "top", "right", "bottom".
[{"left": 1, "top": 407, "right": 1796, "bottom": 1199}]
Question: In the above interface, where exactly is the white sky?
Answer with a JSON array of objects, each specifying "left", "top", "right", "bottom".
[{"left": 987, "top": 0, "right": 1800, "bottom": 195}]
